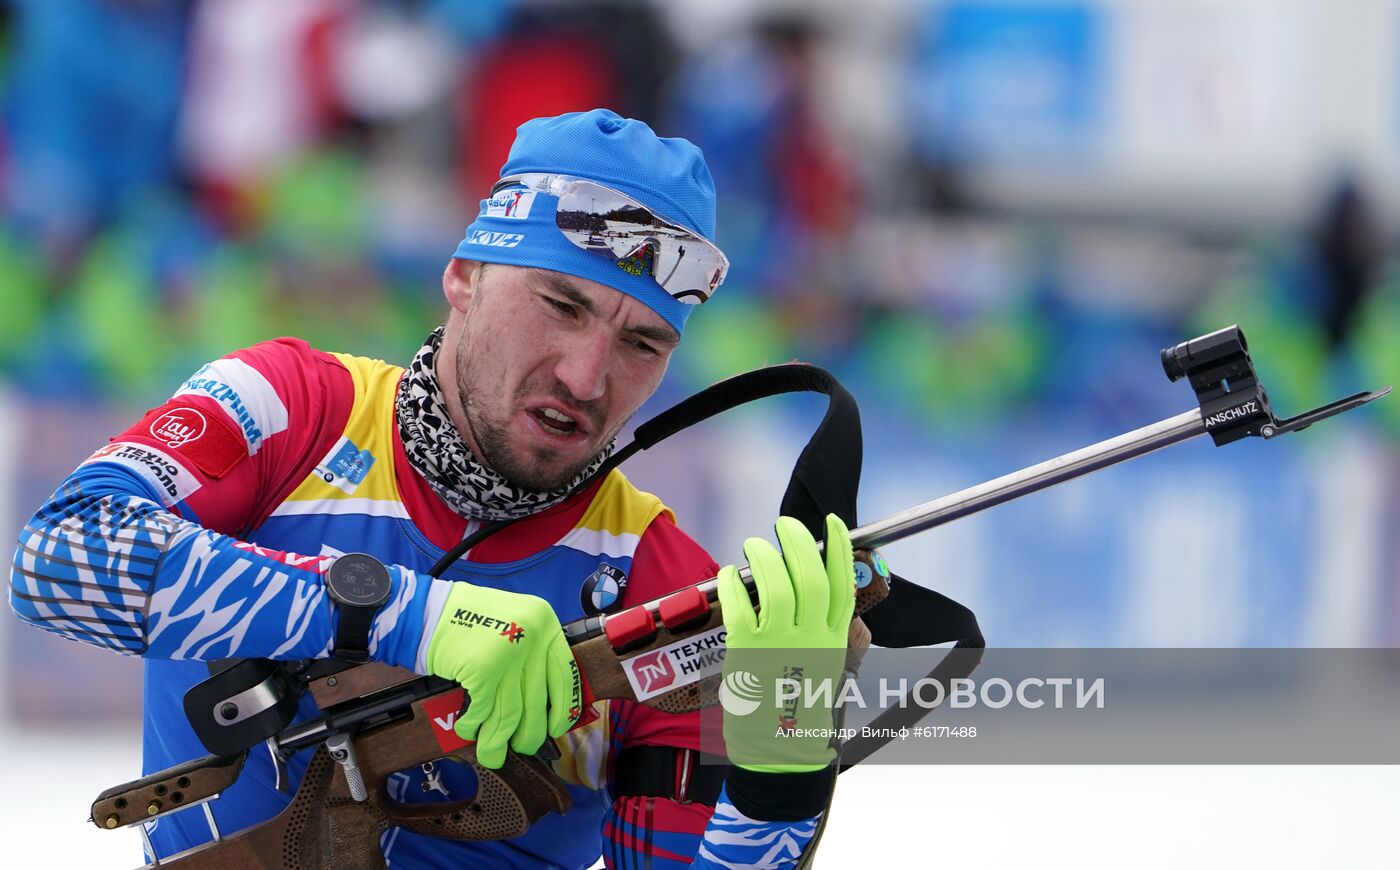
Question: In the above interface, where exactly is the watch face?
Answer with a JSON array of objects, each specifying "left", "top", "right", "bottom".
[{"left": 327, "top": 554, "right": 392, "bottom": 607}]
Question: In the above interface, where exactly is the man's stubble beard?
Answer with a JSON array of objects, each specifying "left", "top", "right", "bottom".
[{"left": 453, "top": 332, "right": 624, "bottom": 493}]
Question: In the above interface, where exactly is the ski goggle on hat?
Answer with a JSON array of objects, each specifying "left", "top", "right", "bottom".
[{"left": 491, "top": 172, "right": 729, "bottom": 305}]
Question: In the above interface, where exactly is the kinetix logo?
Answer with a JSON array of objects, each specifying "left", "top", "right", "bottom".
[
  {"left": 777, "top": 665, "right": 804, "bottom": 731},
  {"left": 451, "top": 608, "right": 526, "bottom": 643},
  {"left": 567, "top": 659, "right": 582, "bottom": 721}
]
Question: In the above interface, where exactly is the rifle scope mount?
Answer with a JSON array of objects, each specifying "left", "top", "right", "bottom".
[{"left": 1160, "top": 324, "right": 1390, "bottom": 446}]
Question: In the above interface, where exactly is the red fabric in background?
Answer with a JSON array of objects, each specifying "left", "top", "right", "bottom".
[{"left": 458, "top": 32, "right": 620, "bottom": 202}]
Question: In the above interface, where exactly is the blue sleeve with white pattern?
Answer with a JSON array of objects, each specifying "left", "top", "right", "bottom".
[
  {"left": 690, "top": 784, "right": 821, "bottom": 869},
  {"left": 9, "top": 461, "right": 435, "bottom": 666}
]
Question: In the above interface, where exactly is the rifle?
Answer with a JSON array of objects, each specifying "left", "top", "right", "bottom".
[{"left": 90, "top": 325, "right": 1388, "bottom": 868}]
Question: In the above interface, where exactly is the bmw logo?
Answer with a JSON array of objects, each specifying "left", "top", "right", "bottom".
[{"left": 580, "top": 564, "right": 629, "bottom": 615}]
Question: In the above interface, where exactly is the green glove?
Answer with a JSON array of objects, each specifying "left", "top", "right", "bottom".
[
  {"left": 425, "top": 582, "right": 581, "bottom": 769},
  {"left": 717, "top": 514, "right": 856, "bottom": 773}
]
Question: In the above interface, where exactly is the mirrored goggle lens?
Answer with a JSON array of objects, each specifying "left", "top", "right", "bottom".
[{"left": 496, "top": 174, "right": 728, "bottom": 305}]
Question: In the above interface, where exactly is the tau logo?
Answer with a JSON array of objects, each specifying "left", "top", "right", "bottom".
[
  {"left": 580, "top": 564, "right": 628, "bottom": 615},
  {"left": 150, "top": 408, "right": 207, "bottom": 448},
  {"left": 469, "top": 230, "right": 524, "bottom": 248}
]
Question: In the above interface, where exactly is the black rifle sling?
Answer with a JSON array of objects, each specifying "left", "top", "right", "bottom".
[
  {"left": 429, "top": 363, "right": 863, "bottom": 575},
  {"left": 433, "top": 364, "right": 972, "bottom": 637},
  {"left": 431, "top": 363, "right": 985, "bottom": 755}
]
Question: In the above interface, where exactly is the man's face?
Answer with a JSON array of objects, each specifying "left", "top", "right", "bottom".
[{"left": 438, "top": 261, "right": 679, "bottom": 492}]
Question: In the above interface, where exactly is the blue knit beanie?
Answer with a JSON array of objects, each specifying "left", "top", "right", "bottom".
[{"left": 453, "top": 109, "right": 718, "bottom": 335}]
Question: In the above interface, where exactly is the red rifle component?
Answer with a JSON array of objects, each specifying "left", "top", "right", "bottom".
[
  {"left": 656, "top": 586, "right": 710, "bottom": 631},
  {"left": 573, "top": 664, "right": 601, "bottom": 726},
  {"left": 603, "top": 606, "right": 656, "bottom": 650}
]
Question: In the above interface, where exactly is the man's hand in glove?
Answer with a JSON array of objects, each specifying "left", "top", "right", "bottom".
[
  {"left": 717, "top": 514, "right": 856, "bottom": 773},
  {"left": 423, "top": 583, "right": 581, "bottom": 769}
]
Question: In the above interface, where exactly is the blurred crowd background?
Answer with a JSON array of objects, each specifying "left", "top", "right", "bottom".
[
  {"left": 2, "top": 1, "right": 1399, "bottom": 865},
  {"left": 2, "top": 0, "right": 1398, "bottom": 740}
]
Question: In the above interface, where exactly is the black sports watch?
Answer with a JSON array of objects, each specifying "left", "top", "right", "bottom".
[{"left": 325, "top": 553, "right": 393, "bottom": 663}]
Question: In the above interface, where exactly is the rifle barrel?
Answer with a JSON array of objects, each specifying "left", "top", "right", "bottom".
[
  {"left": 568, "top": 407, "right": 1206, "bottom": 642},
  {"left": 848, "top": 407, "right": 1205, "bottom": 551}
]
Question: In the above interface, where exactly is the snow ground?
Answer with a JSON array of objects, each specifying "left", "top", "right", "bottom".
[{"left": 4, "top": 724, "right": 1394, "bottom": 869}]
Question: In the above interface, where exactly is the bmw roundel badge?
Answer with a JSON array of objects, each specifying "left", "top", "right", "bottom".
[{"left": 580, "top": 563, "right": 629, "bottom": 615}]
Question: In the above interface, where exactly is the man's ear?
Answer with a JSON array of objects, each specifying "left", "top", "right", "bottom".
[{"left": 443, "top": 258, "right": 481, "bottom": 313}]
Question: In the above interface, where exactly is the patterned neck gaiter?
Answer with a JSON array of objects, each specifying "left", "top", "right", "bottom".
[{"left": 394, "top": 327, "right": 614, "bottom": 522}]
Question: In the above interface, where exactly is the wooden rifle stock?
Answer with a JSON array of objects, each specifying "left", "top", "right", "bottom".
[{"left": 96, "top": 693, "right": 571, "bottom": 869}]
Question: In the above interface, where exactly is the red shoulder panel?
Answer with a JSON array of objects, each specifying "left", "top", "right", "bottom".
[{"left": 103, "top": 338, "right": 353, "bottom": 535}]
